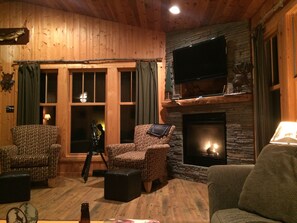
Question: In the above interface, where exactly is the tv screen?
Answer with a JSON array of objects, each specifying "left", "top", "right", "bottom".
[{"left": 173, "top": 36, "right": 227, "bottom": 85}]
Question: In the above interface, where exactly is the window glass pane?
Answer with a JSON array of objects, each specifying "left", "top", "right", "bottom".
[
  {"left": 47, "top": 73, "right": 57, "bottom": 103},
  {"left": 270, "top": 89, "right": 281, "bottom": 135},
  {"left": 120, "top": 105, "right": 135, "bottom": 143},
  {"left": 84, "top": 72, "right": 94, "bottom": 102},
  {"left": 264, "top": 41, "right": 272, "bottom": 85},
  {"left": 40, "top": 72, "right": 46, "bottom": 103},
  {"left": 96, "top": 72, "right": 106, "bottom": 102},
  {"left": 71, "top": 106, "right": 105, "bottom": 153},
  {"left": 132, "top": 71, "right": 136, "bottom": 102},
  {"left": 272, "top": 36, "right": 279, "bottom": 85},
  {"left": 40, "top": 106, "right": 56, "bottom": 125},
  {"left": 121, "top": 71, "right": 131, "bottom": 102},
  {"left": 72, "top": 72, "right": 82, "bottom": 102}
]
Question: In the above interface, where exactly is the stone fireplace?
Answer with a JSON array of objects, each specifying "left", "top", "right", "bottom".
[{"left": 162, "top": 94, "right": 255, "bottom": 183}]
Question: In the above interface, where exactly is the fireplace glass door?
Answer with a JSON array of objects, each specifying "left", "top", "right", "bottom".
[{"left": 183, "top": 112, "right": 227, "bottom": 167}]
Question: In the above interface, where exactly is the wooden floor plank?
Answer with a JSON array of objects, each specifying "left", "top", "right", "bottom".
[{"left": 0, "top": 176, "right": 209, "bottom": 223}]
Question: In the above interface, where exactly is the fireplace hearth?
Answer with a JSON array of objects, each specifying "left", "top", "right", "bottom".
[{"left": 183, "top": 112, "right": 227, "bottom": 167}]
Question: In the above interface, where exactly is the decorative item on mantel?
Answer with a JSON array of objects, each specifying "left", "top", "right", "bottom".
[
  {"left": 0, "top": 72, "right": 15, "bottom": 92},
  {"left": 232, "top": 62, "right": 253, "bottom": 93}
]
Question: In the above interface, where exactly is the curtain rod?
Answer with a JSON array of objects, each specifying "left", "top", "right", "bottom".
[
  {"left": 259, "top": 0, "right": 284, "bottom": 25},
  {"left": 13, "top": 58, "right": 163, "bottom": 65}
]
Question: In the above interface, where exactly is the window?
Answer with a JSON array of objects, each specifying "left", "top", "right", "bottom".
[
  {"left": 120, "top": 70, "right": 136, "bottom": 143},
  {"left": 265, "top": 35, "right": 279, "bottom": 86},
  {"left": 70, "top": 70, "right": 106, "bottom": 153},
  {"left": 40, "top": 70, "right": 57, "bottom": 125},
  {"left": 265, "top": 34, "right": 281, "bottom": 130}
]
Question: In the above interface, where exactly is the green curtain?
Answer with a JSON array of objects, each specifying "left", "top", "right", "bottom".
[
  {"left": 253, "top": 25, "right": 274, "bottom": 155},
  {"left": 17, "top": 63, "right": 40, "bottom": 125},
  {"left": 135, "top": 61, "right": 159, "bottom": 125}
]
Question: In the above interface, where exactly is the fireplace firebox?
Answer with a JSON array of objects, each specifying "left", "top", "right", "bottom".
[{"left": 183, "top": 112, "right": 227, "bottom": 167}]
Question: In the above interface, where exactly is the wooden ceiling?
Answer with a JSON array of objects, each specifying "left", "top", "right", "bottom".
[{"left": 7, "top": 0, "right": 268, "bottom": 32}]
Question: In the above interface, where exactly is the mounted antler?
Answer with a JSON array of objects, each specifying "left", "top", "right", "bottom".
[
  {"left": 233, "top": 62, "right": 253, "bottom": 75},
  {"left": 0, "top": 72, "right": 15, "bottom": 92},
  {"left": 232, "top": 62, "right": 253, "bottom": 93}
]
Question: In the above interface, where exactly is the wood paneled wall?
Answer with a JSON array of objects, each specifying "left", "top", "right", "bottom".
[
  {"left": 0, "top": 1, "right": 166, "bottom": 147},
  {"left": 0, "top": 1, "right": 165, "bottom": 175}
]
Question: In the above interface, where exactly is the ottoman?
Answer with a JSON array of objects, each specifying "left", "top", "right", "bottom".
[
  {"left": 104, "top": 169, "right": 141, "bottom": 202},
  {"left": 0, "top": 171, "right": 31, "bottom": 203}
]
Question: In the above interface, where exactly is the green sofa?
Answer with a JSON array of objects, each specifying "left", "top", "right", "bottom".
[
  {"left": 207, "top": 144, "right": 297, "bottom": 223},
  {"left": 207, "top": 164, "right": 281, "bottom": 223}
]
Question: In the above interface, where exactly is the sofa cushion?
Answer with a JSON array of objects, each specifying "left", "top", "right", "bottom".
[
  {"left": 211, "top": 208, "right": 281, "bottom": 223},
  {"left": 238, "top": 144, "right": 297, "bottom": 223}
]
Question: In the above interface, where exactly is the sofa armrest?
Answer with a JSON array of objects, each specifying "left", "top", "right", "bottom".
[
  {"left": 207, "top": 164, "right": 254, "bottom": 218},
  {"left": 0, "top": 145, "right": 18, "bottom": 173}
]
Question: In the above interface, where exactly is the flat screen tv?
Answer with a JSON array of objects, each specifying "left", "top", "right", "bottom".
[{"left": 173, "top": 36, "right": 227, "bottom": 85}]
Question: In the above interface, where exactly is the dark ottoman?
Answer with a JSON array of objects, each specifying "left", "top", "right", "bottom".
[
  {"left": 104, "top": 169, "right": 141, "bottom": 202},
  {"left": 0, "top": 171, "right": 31, "bottom": 203}
]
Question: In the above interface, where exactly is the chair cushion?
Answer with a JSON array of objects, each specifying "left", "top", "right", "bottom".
[
  {"left": 10, "top": 154, "right": 49, "bottom": 168},
  {"left": 211, "top": 208, "right": 281, "bottom": 223},
  {"left": 238, "top": 144, "right": 297, "bottom": 223},
  {"left": 113, "top": 151, "right": 146, "bottom": 168}
]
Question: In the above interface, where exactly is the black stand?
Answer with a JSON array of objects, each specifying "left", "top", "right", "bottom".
[{"left": 81, "top": 122, "right": 108, "bottom": 183}]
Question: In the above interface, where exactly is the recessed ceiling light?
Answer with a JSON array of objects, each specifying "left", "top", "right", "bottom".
[{"left": 169, "top": 5, "right": 180, "bottom": 15}]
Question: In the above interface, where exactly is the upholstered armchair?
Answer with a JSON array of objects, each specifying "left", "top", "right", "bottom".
[
  {"left": 106, "top": 124, "right": 175, "bottom": 193},
  {"left": 0, "top": 125, "right": 61, "bottom": 187}
]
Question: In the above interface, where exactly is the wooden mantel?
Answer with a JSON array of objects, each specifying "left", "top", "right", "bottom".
[{"left": 162, "top": 93, "right": 252, "bottom": 107}]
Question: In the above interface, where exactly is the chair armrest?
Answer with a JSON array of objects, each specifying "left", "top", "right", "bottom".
[
  {"left": 0, "top": 145, "right": 18, "bottom": 172},
  {"left": 207, "top": 164, "right": 254, "bottom": 218},
  {"left": 106, "top": 143, "right": 135, "bottom": 168},
  {"left": 145, "top": 144, "right": 170, "bottom": 181},
  {"left": 146, "top": 144, "right": 170, "bottom": 157},
  {"left": 106, "top": 143, "right": 135, "bottom": 157},
  {"left": 49, "top": 144, "right": 61, "bottom": 153},
  {"left": 48, "top": 144, "right": 61, "bottom": 178}
]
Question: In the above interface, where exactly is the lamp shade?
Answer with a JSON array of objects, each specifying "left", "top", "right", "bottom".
[
  {"left": 44, "top": 113, "right": 51, "bottom": 121},
  {"left": 270, "top": 121, "right": 297, "bottom": 145}
]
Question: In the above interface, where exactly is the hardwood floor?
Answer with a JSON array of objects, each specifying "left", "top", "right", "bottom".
[{"left": 0, "top": 176, "right": 209, "bottom": 223}]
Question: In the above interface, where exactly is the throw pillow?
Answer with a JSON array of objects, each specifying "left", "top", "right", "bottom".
[
  {"left": 238, "top": 143, "right": 297, "bottom": 223},
  {"left": 147, "top": 124, "right": 171, "bottom": 137}
]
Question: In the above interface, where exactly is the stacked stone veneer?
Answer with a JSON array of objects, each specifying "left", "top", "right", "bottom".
[
  {"left": 164, "top": 20, "right": 254, "bottom": 183},
  {"left": 166, "top": 20, "right": 252, "bottom": 98},
  {"left": 165, "top": 100, "right": 255, "bottom": 183}
]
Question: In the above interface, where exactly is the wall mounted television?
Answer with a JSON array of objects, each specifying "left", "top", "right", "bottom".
[{"left": 173, "top": 36, "right": 228, "bottom": 85}]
